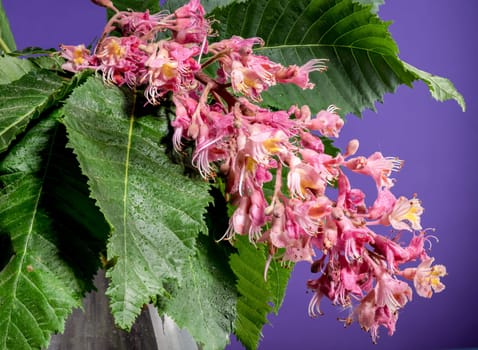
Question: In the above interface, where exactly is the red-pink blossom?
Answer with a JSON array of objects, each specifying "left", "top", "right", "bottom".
[
  {"left": 59, "top": 2, "right": 447, "bottom": 342},
  {"left": 307, "top": 105, "right": 344, "bottom": 137},
  {"left": 60, "top": 44, "right": 96, "bottom": 72}
]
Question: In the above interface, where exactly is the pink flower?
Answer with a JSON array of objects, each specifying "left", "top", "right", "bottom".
[
  {"left": 345, "top": 152, "right": 403, "bottom": 189},
  {"left": 60, "top": 44, "right": 96, "bottom": 72},
  {"left": 402, "top": 257, "right": 447, "bottom": 298},
  {"left": 266, "top": 201, "right": 288, "bottom": 247},
  {"left": 300, "top": 148, "right": 341, "bottom": 185},
  {"left": 230, "top": 61, "right": 267, "bottom": 101},
  {"left": 355, "top": 290, "right": 401, "bottom": 344},
  {"left": 350, "top": 259, "right": 412, "bottom": 343},
  {"left": 171, "top": 94, "right": 197, "bottom": 150},
  {"left": 336, "top": 214, "right": 373, "bottom": 262},
  {"left": 208, "top": 36, "right": 263, "bottom": 63},
  {"left": 355, "top": 290, "right": 377, "bottom": 333},
  {"left": 226, "top": 195, "right": 251, "bottom": 239},
  {"left": 210, "top": 40, "right": 282, "bottom": 100},
  {"left": 275, "top": 59, "right": 327, "bottom": 89},
  {"left": 225, "top": 187, "right": 268, "bottom": 242},
  {"left": 371, "top": 234, "right": 410, "bottom": 270},
  {"left": 367, "top": 188, "right": 396, "bottom": 221},
  {"left": 143, "top": 41, "right": 200, "bottom": 103},
  {"left": 307, "top": 270, "right": 337, "bottom": 317},
  {"left": 210, "top": 37, "right": 327, "bottom": 99},
  {"left": 287, "top": 158, "right": 324, "bottom": 199},
  {"left": 375, "top": 272, "right": 412, "bottom": 313},
  {"left": 300, "top": 132, "right": 324, "bottom": 153},
  {"left": 115, "top": 10, "right": 168, "bottom": 37},
  {"left": 388, "top": 195, "right": 424, "bottom": 231},
  {"left": 96, "top": 36, "right": 148, "bottom": 86},
  {"left": 172, "top": 0, "right": 209, "bottom": 45},
  {"left": 307, "top": 105, "right": 344, "bottom": 137},
  {"left": 283, "top": 235, "right": 315, "bottom": 263}
]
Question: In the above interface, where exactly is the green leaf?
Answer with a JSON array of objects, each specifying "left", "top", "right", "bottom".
[
  {"left": 164, "top": 0, "right": 246, "bottom": 13},
  {"left": 158, "top": 233, "right": 237, "bottom": 350},
  {"left": 0, "top": 0, "right": 16, "bottom": 53},
  {"left": 267, "top": 261, "right": 292, "bottom": 316},
  {"left": 112, "top": 0, "right": 160, "bottom": 13},
  {"left": 30, "top": 55, "right": 66, "bottom": 72},
  {"left": 0, "top": 70, "right": 67, "bottom": 153},
  {"left": 5, "top": 48, "right": 65, "bottom": 73},
  {"left": 230, "top": 236, "right": 292, "bottom": 350},
  {"left": 403, "top": 61, "right": 466, "bottom": 112},
  {"left": 40, "top": 115, "right": 109, "bottom": 287},
  {"left": 211, "top": 0, "right": 464, "bottom": 115},
  {"left": 63, "top": 77, "right": 212, "bottom": 329},
  {"left": 0, "top": 116, "right": 90, "bottom": 350},
  {"left": 0, "top": 56, "right": 34, "bottom": 84},
  {"left": 320, "top": 136, "right": 340, "bottom": 157},
  {"left": 352, "top": 0, "right": 383, "bottom": 13}
]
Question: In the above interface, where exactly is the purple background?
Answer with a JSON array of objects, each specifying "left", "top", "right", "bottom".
[{"left": 3, "top": 1, "right": 477, "bottom": 349}]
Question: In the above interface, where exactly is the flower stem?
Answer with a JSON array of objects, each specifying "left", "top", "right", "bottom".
[
  {"left": 195, "top": 71, "right": 237, "bottom": 110},
  {"left": 0, "top": 37, "right": 12, "bottom": 54}
]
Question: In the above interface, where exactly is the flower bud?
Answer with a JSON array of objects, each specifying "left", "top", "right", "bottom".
[
  {"left": 344, "top": 139, "right": 359, "bottom": 157},
  {"left": 90, "top": 0, "right": 119, "bottom": 13}
]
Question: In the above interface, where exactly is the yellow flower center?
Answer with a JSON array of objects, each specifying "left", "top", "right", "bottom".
[
  {"left": 106, "top": 40, "right": 125, "bottom": 59},
  {"left": 161, "top": 62, "right": 178, "bottom": 79},
  {"left": 263, "top": 137, "right": 281, "bottom": 154},
  {"left": 73, "top": 47, "right": 85, "bottom": 65},
  {"left": 402, "top": 199, "right": 423, "bottom": 226},
  {"left": 245, "top": 157, "right": 256, "bottom": 172}
]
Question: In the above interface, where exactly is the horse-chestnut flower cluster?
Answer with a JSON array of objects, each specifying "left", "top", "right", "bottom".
[{"left": 61, "top": 0, "right": 446, "bottom": 343}]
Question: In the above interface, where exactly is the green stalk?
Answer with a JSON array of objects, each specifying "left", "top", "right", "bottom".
[{"left": 0, "top": 36, "right": 11, "bottom": 53}]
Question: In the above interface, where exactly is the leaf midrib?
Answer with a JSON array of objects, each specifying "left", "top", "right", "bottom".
[
  {"left": 119, "top": 95, "right": 135, "bottom": 326},
  {"left": 255, "top": 43, "right": 393, "bottom": 55}
]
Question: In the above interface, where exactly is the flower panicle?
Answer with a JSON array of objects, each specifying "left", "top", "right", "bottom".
[{"left": 59, "top": 0, "right": 446, "bottom": 343}]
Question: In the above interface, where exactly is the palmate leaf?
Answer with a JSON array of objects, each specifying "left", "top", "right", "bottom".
[
  {"left": 211, "top": 0, "right": 464, "bottom": 115},
  {"left": 157, "top": 233, "right": 237, "bottom": 350},
  {"left": 230, "top": 236, "right": 292, "bottom": 350},
  {"left": 63, "top": 77, "right": 212, "bottom": 330},
  {"left": 0, "top": 69, "right": 67, "bottom": 153},
  {"left": 0, "top": 116, "right": 97, "bottom": 350}
]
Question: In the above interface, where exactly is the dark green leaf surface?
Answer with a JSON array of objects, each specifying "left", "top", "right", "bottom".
[
  {"left": 211, "top": 0, "right": 464, "bottom": 115},
  {"left": 229, "top": 236, "right": 292, "bottom": 350},
  {"left": 0, "top": 117, "right": 88, "bottom": 350},
  {"left": 41, "top": 115, "right": 109, "bottom": 288},
  {"left": 165, "top": 0, "right": 246, "bottom": 13},
  {"left": 0, "top": 70, "right": 66, "bottom": 153},
  {"left": 0, "top": 56, "right": 34, "bottom": 84},
  {"left": 159, "top": 234, "right": 237, "bottom": 350},
  {"left": 112, "top": 0, "right": 160, "bottom": 13},
  {"left": 0, "top": 0, "right": 16, "bottom": 53},
  {"left": 63, "top": 77, "right": 212, "bottom": 329}
]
